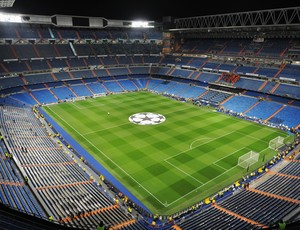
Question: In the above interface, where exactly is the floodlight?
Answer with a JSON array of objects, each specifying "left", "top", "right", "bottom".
[
  {"left": 0, "top": 12, "right": 22, "bottom": 22},
  {"left": 131, "top": 21, "right": 154, "bottom": 28}
]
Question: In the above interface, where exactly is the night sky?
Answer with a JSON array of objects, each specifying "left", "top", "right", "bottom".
[{"left": 1, "top": 0, "right": 299, "bottom": 21}]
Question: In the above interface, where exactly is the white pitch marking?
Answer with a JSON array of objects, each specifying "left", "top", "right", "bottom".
[
  {"left": 47, "top": 107, "right": 168, "bottom": 207},
  {"left": 83, "top": 122, "right": 129, "bottom": 135},
  {"left": 213, "top": 147, "right": 249, "bottom": 164},
  {"left": 213, "top": 163, "right": 227, "bottom": 171},
  {"left": 165, "top": 165, "right": 239, "bottom": 207},
  {"left": 164, "top": 160, "right": 203, "bottom": 185},
  {"left": 190, "top": 137, "right": 212, "bottom": 150},
  {"left": 164, "top": 131, "right": 236, "bottom": 161}
]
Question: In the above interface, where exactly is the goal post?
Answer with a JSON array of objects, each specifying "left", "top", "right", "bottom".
[
  {"left": 238, "top": 151, "right": 259, "bottom": 169},
  {"left": 269, "top": 136, "right": 285, "bottom": 150}
]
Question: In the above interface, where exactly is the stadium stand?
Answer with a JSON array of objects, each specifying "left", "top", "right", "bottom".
[{"left": 0, "top": 6, "right": 300, "bottom": 230}]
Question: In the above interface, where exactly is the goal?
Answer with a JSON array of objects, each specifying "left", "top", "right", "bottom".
[
  {"left": 93, "top": 93, "right": 106, "bottom": 98},
  {"left": 238, "top": 151, "right": 259, "bottom": 169},
  {"left": 72, "top": 96, "right": 86, "bottom": 102},
  {"left": 269, "top": 136, "right": 285, "bottom": 150}
]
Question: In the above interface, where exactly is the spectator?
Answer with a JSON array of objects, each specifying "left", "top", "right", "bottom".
[
  {"left": 48, "top": 216, "right": 54, "bottom": 222},
  {"left": 97, "top": 220, "right": 104, "bottom": 230},
  {"left": 278, "top": 219, "right": 286, "bottom": 230},
  {"left": 127, "top": 206, "right": 132, "bottom": 214}
]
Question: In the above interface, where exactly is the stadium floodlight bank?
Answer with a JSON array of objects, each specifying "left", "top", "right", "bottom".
[
  {"left": 238, "top": 151, "right": 259, "bottom": 169},
  {"left": 269, "top": 136, "right": 285, "bottom": 150}
]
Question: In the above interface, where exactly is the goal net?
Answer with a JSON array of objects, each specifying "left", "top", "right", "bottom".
[
  {"left": 269, "top": 136, "right": 285, "bottom": 150},
  {"left": 238, "top": 151, "right": 259, "bottom": 169},
  {"left": 73, "top": 96, "right": 86, "bottom": 102},
  {"left": 93, "top": 93, "right": 106, "bottom": 98}
]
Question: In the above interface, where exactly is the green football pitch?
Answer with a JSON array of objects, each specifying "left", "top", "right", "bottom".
[{"left": 42, "top": 91, "right": 290, "bottom": 215}]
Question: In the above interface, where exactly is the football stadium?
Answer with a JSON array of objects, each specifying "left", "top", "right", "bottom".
[{"left": 0, "top": 1, "right": 300, "bottom": 230}]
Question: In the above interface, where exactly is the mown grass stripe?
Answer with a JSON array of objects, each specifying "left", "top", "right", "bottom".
[{"left": 43, "top": 91, "right": 288, "bottom": 215}]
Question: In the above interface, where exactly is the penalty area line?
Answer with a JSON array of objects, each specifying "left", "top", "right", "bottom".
[
  {"left": 213, "top": 163, "right": 227, "bottom": 171},
  {"left": 213, "top": 147, "right": 251, "bottom": 165},
  {"left": 164, "top": 131, "right": 235, "bottom": 161},
  {"left": 164, "top": 160, "right": 204, "bottom": 185},
  {"left": 165, "top": 165, "right": 239, "bottom": 207},
  {"left": 190, "top": 137, "right": 212, "bottom": 150}
]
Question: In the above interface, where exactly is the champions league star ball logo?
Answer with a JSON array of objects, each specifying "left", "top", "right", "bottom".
[{"left": 129, "top": 112, "right": 166, "bottom": 125}]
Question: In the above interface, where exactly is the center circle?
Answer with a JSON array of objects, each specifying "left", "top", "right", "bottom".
[{"left": 129, "top": 112, "right": 166, "bottom": 125}]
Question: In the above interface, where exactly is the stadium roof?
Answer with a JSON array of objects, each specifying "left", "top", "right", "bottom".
[
  {"left": 0, "top": 0, "right": 15, "bottom": 8},
  {"left": 173, "top": 6, "right": 300, "bottom": 30}
]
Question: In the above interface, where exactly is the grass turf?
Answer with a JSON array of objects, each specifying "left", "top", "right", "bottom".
[{"left": 42, "top": 91, "right": 289, "bottom": 215}]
